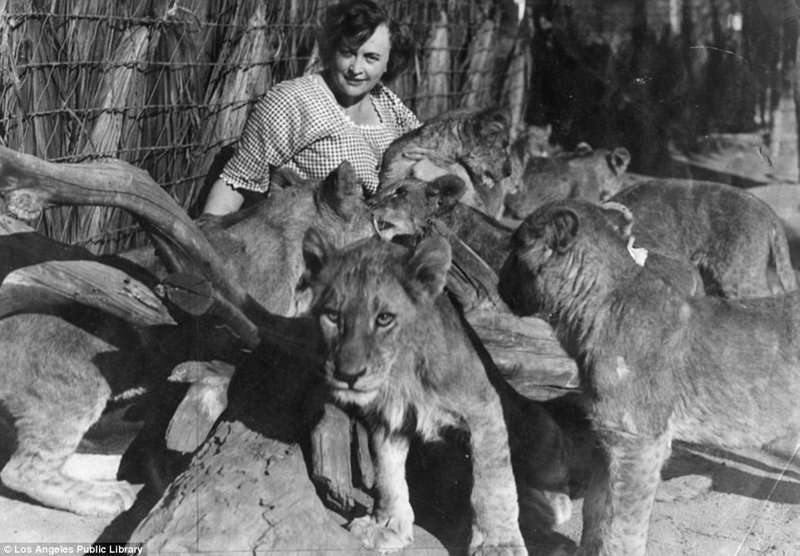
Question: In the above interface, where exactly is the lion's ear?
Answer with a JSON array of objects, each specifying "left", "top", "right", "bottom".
[
  {"left": 537, "top": 207, "right": 580, "bottom": 254},
  {"left": 600, "top": 201, "right": 634, "bottom": 239},
  {"left": 318, "top": 160, "right": 363, "bottom": 221},
  {"left": 408, "top": 235, "right": 451, "bottom": 298},
  {"left": 303, "top": 227, "right": 334, "bottom": 281},
  {"left": 475, "top": 108, "right": 511, "bottom": 147},
  {"left": 607, "top": 147, "right": 631, "bottom": 175},
  {"left": 426, "top": 174, "right": 466, "bottom": 209}
]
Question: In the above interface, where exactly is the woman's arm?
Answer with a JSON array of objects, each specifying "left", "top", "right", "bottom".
[
  {"left": 202, "top": 178, "right": 245, "bottom": 215},
  {"left": 202, "top": 79, "right": 313, "bottom": 216}
]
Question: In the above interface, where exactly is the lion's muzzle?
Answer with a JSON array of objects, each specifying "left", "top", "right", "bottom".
[{"left": 333, "top": 365, "right": 368, "bottom": 389}]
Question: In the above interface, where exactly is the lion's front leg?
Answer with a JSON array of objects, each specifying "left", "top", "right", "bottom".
[
  {"left": 579, "top": 429, "right": 672, "bottom": 556},
  {"left": 348, "top": 429, "right": 414, "bottom": 551},
  {"left": 466, "top": 397, "right": 528, "bottom": 556}
]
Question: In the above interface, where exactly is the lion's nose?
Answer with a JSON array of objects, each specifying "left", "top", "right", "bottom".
[
  {"left": 335, "top": 367, "right": 367, "bottom": 388},
  {"left": 502, "top": 157, "right": 512, "bottom": 177}
]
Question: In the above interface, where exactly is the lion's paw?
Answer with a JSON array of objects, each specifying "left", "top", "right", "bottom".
[
  {"left": 656, "top": 474, "right": 712, "bottom": 503},
  {"left": 22, "top": 477, "right": 135, "bottom": 516},
  {"left": 69, "top": 479, "right": 138, "bottom": 516},
  {"left": 348, "top": 513, "right": 414, "bottom": 551}
]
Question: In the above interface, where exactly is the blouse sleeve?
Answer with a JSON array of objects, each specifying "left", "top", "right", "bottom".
[
  {"left": 380, "top": 85, "right": 422, "bottom": 134},
  {"left": 220, "top": 83, "right": 304, "bottom": 193},
  {"left": 395, "top": 97, "right": 423, "bottom": 134}
]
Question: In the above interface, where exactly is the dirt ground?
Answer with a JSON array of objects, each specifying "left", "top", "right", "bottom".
[{"left": 3, "top": 107, "right": 800, "bottom": 553}]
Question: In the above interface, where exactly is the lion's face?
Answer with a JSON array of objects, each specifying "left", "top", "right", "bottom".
[
  {"left": 456, "top": 110, "right": 513, "bottom": 202},
  {"left": 369, "top": 175, "right": 466, "bottom": 241},
  {"left": 303, "top": 232, "right": 451, "bottom": 408},
  {"left": 317, "top": 273, "right": 415, "bottom": 406},
  {"left": 498, "top": 211, "right": 558, "bottom": 317}
]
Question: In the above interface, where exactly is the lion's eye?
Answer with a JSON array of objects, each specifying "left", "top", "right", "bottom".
[
  {"left": 375, "top": 312, "right": 395, "bottom": 327},
  {"left": 321, "top": 309, "right": 340, "bottom": 325},
  {"left": 393, "top": 186, "right": 406, "bottom": 198}
]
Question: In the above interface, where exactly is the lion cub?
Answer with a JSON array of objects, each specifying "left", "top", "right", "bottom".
[
  {"left": 498, "top": 199, "right": 800, "bottom": 555},
  {"left": 609, "top": 178, "right": 797, "bottom": 298},
  {"left": 302, "top": 231, "right": 527, "bottom": 555}
]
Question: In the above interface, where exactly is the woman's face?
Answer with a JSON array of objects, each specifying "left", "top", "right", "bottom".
[{"left": 328, "top": 23, "right": 391, "bottom": 104}]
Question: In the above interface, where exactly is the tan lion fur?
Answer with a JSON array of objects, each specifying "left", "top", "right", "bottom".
[
  {"left": 303, "top": 232, "right": 541, "bottom": 554},
  {"left": 498, "top": 199, "right": 800, "bottom": 555},
  {"left": 610, "top": 178, "right": 797, "bottom": 298}
]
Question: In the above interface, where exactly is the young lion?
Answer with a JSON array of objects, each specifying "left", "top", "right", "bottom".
[
  {"left": 609, "top": 178, "right": 797, "bottom": 298},
  {"left": 497, "top": 199, "right": 800, "bottom": 555},
  {"left": 302, "top": 231, "right": 529, "bottom": 554}
]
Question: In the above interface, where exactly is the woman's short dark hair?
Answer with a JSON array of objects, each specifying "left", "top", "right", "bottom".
[{"left": 318, "top": 0, "right": 415, "bottom": 82}]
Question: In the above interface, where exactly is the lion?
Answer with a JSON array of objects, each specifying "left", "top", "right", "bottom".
[
  {"left": 504, "top": 145, "right": 631, "bottom": 220},
  {"left": 379, "top": 107, "right": 513, "bottom": 218},
  {"left": 609, "top": 178, "right": 797, "bottom": 298},
  {"left": 302, "top": 231, "right": 574, "bottom": 554},
  {"left": 0, "top": 162, "right": 374, "bottom": 517},
  {"left": 497, "top": 199, "right": 800, "bottom": 555}
]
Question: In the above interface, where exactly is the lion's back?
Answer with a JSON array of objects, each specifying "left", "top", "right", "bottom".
[
  {"left": 613, "top": 178, "right": 799, "bottom": 297},
  {"left": 612, "top": 179, "right": 782, "bottom": 266}
]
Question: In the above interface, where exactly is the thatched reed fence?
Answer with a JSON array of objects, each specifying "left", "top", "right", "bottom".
[{"left": 0, "top": 0, "right": 530, "bottom": 254}]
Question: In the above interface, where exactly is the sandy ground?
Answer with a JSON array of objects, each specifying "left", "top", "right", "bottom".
[{"left": 3, "top": 103, "right": 800, "bottom": 553}]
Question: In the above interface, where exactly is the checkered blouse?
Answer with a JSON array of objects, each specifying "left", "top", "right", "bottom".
[{"left": 220, "top": 74, "right": 421, "bottom": 197}]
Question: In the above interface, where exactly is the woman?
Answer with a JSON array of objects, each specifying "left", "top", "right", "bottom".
[{"left": 202, "top": 0, "right": 421, "bottom": 216}]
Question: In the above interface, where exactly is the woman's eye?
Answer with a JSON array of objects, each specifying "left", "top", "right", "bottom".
[
  {"left": 322, "top": 309, "right": 340, "bottom": 325},
  {"left": 375, "top": 312, "right": 395, "bottom": 327}
]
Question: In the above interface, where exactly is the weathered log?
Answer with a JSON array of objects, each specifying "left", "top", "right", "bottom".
[
  {"left": 0, "top": 146, "right": 299, "bottom": 352},
  {"left": 467, "top": 308, "right": 580, "bottom": 397},
  {"left": 0, "top": 215, "right": 174, "bottom": 326},
  {"left": 0, "top": 262, "right": 174, "bottom": 326}
]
